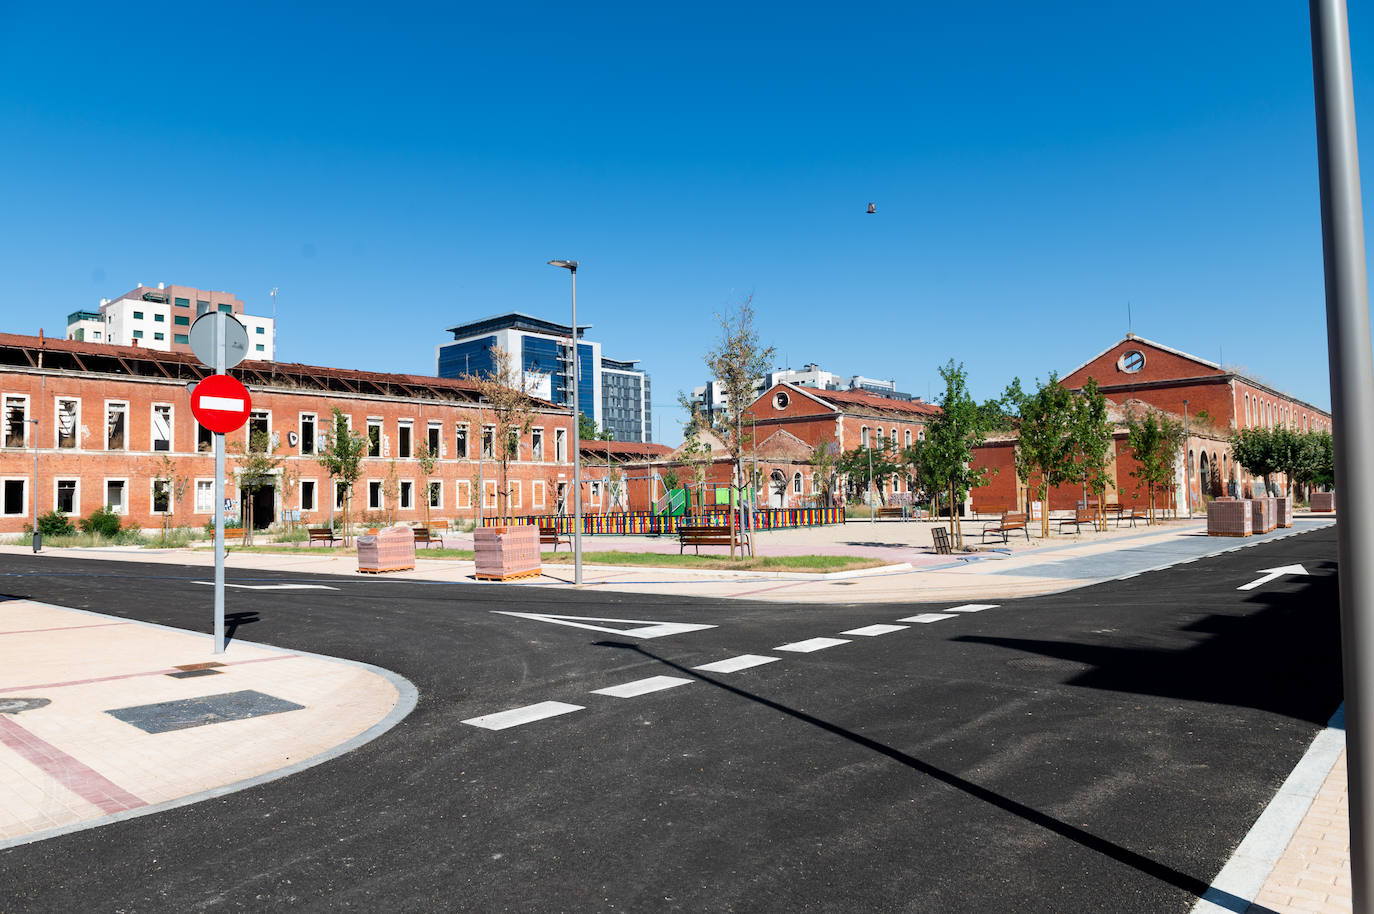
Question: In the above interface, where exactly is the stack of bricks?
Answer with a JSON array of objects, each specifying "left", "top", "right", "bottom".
[
  {"left": 1276, "top": 496, "right": 1293, "bottom": 528},
  {"left": 357, "top": 524, "right": 417, "bottom": 573},
  {"left": 1312, "top": 491, "right": 1336, "bottom": 512},
  {"left": 1251, "top": 497, "right": 1277, "bottom": 534},
  {"left": 1207, "top": 499, "right": 1253, "bottom": 537},
  {"left": 474, "top": 525, "right": 542, "bottom": 581}
]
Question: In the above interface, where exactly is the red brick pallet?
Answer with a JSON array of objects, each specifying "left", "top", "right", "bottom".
[
  {"left": 474, "top": 567, "right": 543, "bottom": 582},
  {"left": 1208, "top": 499, "right": 1253, "bottom": 537}
]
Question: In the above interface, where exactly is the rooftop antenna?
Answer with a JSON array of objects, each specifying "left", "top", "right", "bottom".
[
  {"left": 269, "top": 287, "right": 279, "bottom": 360},
  {"left": 1127, "top": 301, "right": 1133, "bottom": 336}
]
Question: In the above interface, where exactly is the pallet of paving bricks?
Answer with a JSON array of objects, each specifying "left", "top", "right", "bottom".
[
  {"left": 1250, "top": 497, "right": 1277, "bottom": 534},
  {"left": 1275, "top": 496, "right": 1293, "bottom": 528},
  {"left": 1207, "top": 499, "right": 1252, "bottom": 537},
  {"left": 357, "top": 525, "right": 416, "bottom": 573},
  {"left": 473, "top": 524, "right": 541, "bottom": 581}
]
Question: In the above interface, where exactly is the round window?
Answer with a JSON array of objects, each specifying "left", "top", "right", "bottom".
[
  {"left": 1117, "top": 350, "right": 1146, "bottom": 373},
  {"left": 773, "top": 391, "right": 790, "bottom": 410}
]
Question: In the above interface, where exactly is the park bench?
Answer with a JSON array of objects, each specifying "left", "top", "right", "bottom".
[
  {"left": 428, "top": 519, "right": 450, "bottom": 533},
  {"left": 222, "top": 528, "right": 248, "bottom": 546},
  {"left": 539, "top": 526, "right": 571, "bottom": 551},
  {"left": 931, "top": 526, "right": 953, "bottom": 555},
  {"left": 307, "top": 526, "right": 339, "bottom": 546},
  {"left": 678, "top": 524, "right": 750, "bottom": 555},
  {"left": 876, "top": 506, "right": 906, "bottom": 520},
  {"left": 1058, "top": 507, "right": 1101, "bottom": 535},
  {"left": 412, "top": 527, "right": 438, "bottom": 549},
  {"left": 981, "top": 511, "right": 1029, "bottom": 544}
]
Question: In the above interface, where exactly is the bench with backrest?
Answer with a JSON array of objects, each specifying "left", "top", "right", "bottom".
[
  {"left": 981, "top": 511, "right": 1029, "bottom": 543},
  {"left": 222, "top": 527, "right": 248, "bottom": 546},
  {"left": 412, "top": 527, "right": 437, "bottom": 548},
  {"left": 876, "top": 506, "right": 906, "bottom": 519},
  {"left": 678, "top": 524, "right": 750, "bottom": 555},
  {"left": 931, "top": 525, "right": 953, "bottom": 555},
  {"left": 539, "top": 525, "right": 571, "bottom": 551},
  {"left": 1058, "top": 507, "right": 1101, "bottom": 534},
  {"left": 308, "top": 526, "right": 339, "bottom": 546}
]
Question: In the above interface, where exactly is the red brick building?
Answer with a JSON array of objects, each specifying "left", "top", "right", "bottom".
[{"left": 0, "top": 333, "right": 576, "bottom": 534}]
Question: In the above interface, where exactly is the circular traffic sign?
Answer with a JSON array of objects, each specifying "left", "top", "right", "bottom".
[
  {"left": 189, "top": 312, "right": 250, "bottom": 370},
  {"left": 191, "top": 374, "right": 252, "bottom": 433}
]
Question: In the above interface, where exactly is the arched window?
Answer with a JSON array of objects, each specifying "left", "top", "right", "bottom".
[
  {"left": 792, "top": 472, "right": 802, "bottom": 494},
  {"left": 905, "top": 429, "right": 912, "bottom": 447},
  {"left": 1245, "top": 394, "right": 1251, "bottom": 427},
  {"left": 861, "top": 426, "right": 869, "bottom": 446}
]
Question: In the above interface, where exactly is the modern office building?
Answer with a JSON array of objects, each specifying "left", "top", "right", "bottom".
[
  {"left": 64, "top": 283, "right": 274, "bottom": 360},
  {"left": 436, "top": 312, "right": 652, "bottom": 442}
]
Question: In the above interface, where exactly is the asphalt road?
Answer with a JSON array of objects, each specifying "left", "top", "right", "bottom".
[{"left": 0, "top": 527, "right": 1344, "bottom": 913}]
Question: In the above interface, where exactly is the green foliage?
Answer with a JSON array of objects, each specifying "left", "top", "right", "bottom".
[
  {"left": 1124, "top": 407, "right": 1185, "bottom": 522},
  {"left": 318, "top": 407, "right": 368, "bottom": 544},
  {"left": 1003, "top": 373, "right": 1076, "bottom": 536},
  {"left": 838, "top": 440, "right": 899, "bottom": 505},
  {"left": 659, "top": 467, "right": 682, "bottom": 492},
  {"left": 1070, "top": 378, "right": 1115, "bottom": 512},
  {"left": 808, "top": 441, "right": 840, "bottom": 506},
  {"left": 704, "top": 296, "right": 776, "bottom": 462},
  {"left": 36, "top": 510, "right": 76, "bottom": 537},
  {"left": 578, "top": 412, "right": 612, "bottom": 441},
  {"left": 204, "top": 516, "right": 243, "bottom": 534},
  {"left": 80, "top": 507, "right": 124, "bottom": 537},
  {"left": 924, "top": 361, "right": 1001, "bottom": 546}
]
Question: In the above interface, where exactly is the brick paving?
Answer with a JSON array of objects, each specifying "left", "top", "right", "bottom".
[{"left": 1249, "top": 749, "right": 1351, "bottom": 914}]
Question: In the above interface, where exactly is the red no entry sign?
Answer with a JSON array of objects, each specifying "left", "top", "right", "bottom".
[{"left": 190, "top": 374, "right": 252, "bottom": 433}]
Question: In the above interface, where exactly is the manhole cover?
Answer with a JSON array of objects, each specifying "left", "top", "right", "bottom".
[
  {"left": 0, "top": 697, "right": 50, "bottom": 715},
  {"left": 1006, "top": 657, "right": 1091, "bottom": 673}
]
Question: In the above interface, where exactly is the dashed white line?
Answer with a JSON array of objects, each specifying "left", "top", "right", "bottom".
[
  {"left": 462, "top": 701, "right": 584, "bottom": 730},
  {"left": 947, "top": 603, "right": 998, "bottom": 613},
  {"left": 590, "top": 676, "right": 693, "bottom": 698},
  {"left": 775, "top": 637, "right": 851, "bottom": 653},
  {"left": 897, "top": 613, "right": 958, "bottom": 624},
  {"left": 693, "top": 654, "right": 781, "bottom": 673},
  {"left": 841, "top": 624, "right": 909, "bottom": 637}
]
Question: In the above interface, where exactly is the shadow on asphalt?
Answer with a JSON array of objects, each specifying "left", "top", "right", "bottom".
[
  {"left": 225, "top": 610, "right": 261, "bottom": 645},
  {"left": 954, "top": 564, "right": 1341, "bottom": 725},
  {"left": 593, "top": 640, "right": 1275, "bottom": 914}
]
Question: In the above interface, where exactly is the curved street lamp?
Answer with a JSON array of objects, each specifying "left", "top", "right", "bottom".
[{"left": 547, "top": 260, "right": 583, "bottom": 584}]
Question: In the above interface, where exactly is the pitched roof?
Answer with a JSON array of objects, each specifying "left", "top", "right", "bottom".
[
  {"left": 804, "top": 385, "right": 942, "bottom": 417},
  {"left": 578, "top": 440, "right": 675, "bottom": 459},
  {"left": 1063, "top": 333, "right": 1222, "bottom": 381}
]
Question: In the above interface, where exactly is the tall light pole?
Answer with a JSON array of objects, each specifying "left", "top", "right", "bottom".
[
  {"left": 868, "top": 437, "right": 875, "bottom": 526},
  {"left": 1182, "top": 399, "right": 1193, "bottom": 518},
  {"left": 1311, "top": 1, "right": 1374, "bottom": 906},
  {"left": 548, "top": 260, "right": 583, "bottom": 584},
  {"left": 28, "top": 418, "right": 39, "bottom": 552}
]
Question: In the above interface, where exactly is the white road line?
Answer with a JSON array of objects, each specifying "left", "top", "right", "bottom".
[
  {"left": 775, "top": 637, "right": 850, "bottom": 653},
  {"left": 694, "top": 654, "right": 780, "bottom": 673},
  {"left": 897, "top": 613, "right": 958, "bottom": 623},
  {"left": 841, "top": 624, "right": 909, "bottom": 637},
  {"left": 590, "top": 676, "right": 693, "bottom": 698},
  {"left": 462, "top": 701, "right": 584, "bottom": 730},
  {"left": 491, "top": 611, "right": 716, "bottom": 639},
  {"left": 193, "top": 582, "right": 339, "bottom": 591},
  {"left": 947, "top": 603, "right": 998, "bottom": 613}
]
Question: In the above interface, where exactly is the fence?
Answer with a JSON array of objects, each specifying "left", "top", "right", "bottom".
[{"left": 477, "top": 506, "right": 845, "bottom": 535}]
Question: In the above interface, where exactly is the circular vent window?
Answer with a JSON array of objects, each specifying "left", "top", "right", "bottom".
[
  {"left": 1117, "top": 350, "right": 1146, "bottom": 373},
  {"left": 773, "top": 391, "right": 790, "bottom": 410}
]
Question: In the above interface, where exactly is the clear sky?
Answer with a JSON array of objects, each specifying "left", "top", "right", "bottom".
[{"left": 1, "top": 1, "right": 1366, "bottom": 443}]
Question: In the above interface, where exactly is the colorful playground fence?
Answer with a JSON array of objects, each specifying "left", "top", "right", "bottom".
[{"left": 477, "top": 507, "right": 844, "bottom": 535}]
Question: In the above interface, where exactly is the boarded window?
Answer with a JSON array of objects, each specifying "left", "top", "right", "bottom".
[
  {"left": 555, "top": 429, "right": 567, "bottom": 462},
  {"left": 57, "top": 398, "right": 78, "bottom": 448},
  {"left": 195, "top": 480, "right": 214, "bottom": 513}
]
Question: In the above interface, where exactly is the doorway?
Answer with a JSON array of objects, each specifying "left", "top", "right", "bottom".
[{"left": 241, "top": 484, "right": 276, "bottom": 530}]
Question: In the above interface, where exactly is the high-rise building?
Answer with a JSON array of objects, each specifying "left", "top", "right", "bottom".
[
  {"left": 64, "top": 283, "right": 275, "bottom": 360},
  {"left": 436, "top": 312, "right": 652, "bottom": 442}
]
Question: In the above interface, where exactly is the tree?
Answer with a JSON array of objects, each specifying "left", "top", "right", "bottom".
[
  {"left": 415, "top": 441, "right": 438, "bottom": 529},
  {"left": 899, "top": 437, "right": 933, "bottom": 514},
  {"left": 466, "top": 346, "right": 539, "bottom": 524},
  {"left": 279, "top": 464, "right": 300, "bottom": 532},
  {"left": 317, "top": 407, "right": 367, "bottom": 546},
  {"left": 1229, "top": 426, "right": 1285, "bottom": 496},
  {"left": 808, "top": 441, "right": 840, "bottom": 507},
  {"left": 703, "top": 296, "right": 776, "bottom": 557},
  {"left": 1069, "top": 378, "right": 1114, "bottom": 524},
  {"left": 924, "top": 361, "right": 999, "bottom": 547},
  {"left": 232, "top": 429, "right": 282, "bottom": 546},
  {"left": 578, "top": 412, "right": 611, "bottom": 442},
  {"left": 1003, "top": 374, "right": 1075, "bottom": 538},
  {"left": 382, "top": 459, "right": 400, "bottom": 525},
  {"left": 1124, "top": 407, "right": 1185, "bottom": 523},
  {"left": 150, "top": 455, "right": 188, "bottom": 538}
]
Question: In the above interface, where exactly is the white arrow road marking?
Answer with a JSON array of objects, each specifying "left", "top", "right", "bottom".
[
  {"left": 1237, "top": 564, "right": 1309, "bottom": 591},
  {"left": 193, "top": 582, "right": 339, "bottom": 590},
  {"left": 462, "top": 701, "right": 583, "bottom": 730},
  {"left": 591, "top": 676, "right": 693, "bottom": 698},
  {"left": 491, "top": 611, "right": 716, "bottom": 639},
  {"left": 199, "top": 395, "right": 245, "bottom": 411},
  {"left": 694, "top": 655, "right": 779, "bottom": 673}
]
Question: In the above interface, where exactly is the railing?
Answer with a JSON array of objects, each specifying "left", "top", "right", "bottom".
[{"left": 477, "top": 506, "right": 845, "bottom": 534}]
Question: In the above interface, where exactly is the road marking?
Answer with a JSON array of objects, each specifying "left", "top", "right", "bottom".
[
  {"left": 1238, "top": 563, "right": 1309, "bottom": 591},
  {"left": 775, "top": 637, "right": 850, "bottom": 653},
  {"left": 462, "top": 701, "right": 584, "bottom": 730},
  {"left": 193, "top": 582, "right": 339, "bottom": 591},
  {"left": 590, "top": 676, "right": 693, "bottom": 698},
  {"left": 897, "top": 613, "right": 958, "bottom": 623},
  {"left": 492, "top": 611, "right": 716, "bottom": 639},
  {"left": 841, "top": 624, "right": 908, "bottom": 636},
  {"left": 947, "top": 603, "right": 998, "bottom": 613},
  {"left": 694, "top": 654, "right": 779, "bottom": 673}
]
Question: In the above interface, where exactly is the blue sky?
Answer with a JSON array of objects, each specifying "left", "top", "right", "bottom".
[{"left": 0, "top": 1, "right": 1365, "bottom": 443}]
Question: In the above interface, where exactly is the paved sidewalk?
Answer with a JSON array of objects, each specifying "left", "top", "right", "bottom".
[
  {"left": 1250, "top": 747, "right": 1351, "bottom": 913},
  {"left": 0, "top": 599, "right": 416, "bottom": 849}
]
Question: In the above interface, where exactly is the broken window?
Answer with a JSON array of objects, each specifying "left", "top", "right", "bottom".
[
  {"left": 400, "top": 480, "right": 413, "bottom": 509},
  {"left": 107, "top": 403, "right": 127, "bottom": 451},
  {"left": 106, "top": 479, "right": 126, "bottom": 513},
  {"left": 152, "top": 404, "right": 172, "bottom": 452},
  {"left": 427, "top": 422, "right": 441, "bottom": 456},
  {"left": 56, "top": 479, "right": 77, "bottom": 514},
  {"left": 2, "top": 479, "right": 24, "bottom": 515},
  {"left": 152, "top": 479, "right": 171, "bottom": 513},
  {"left": 398, "top": 421, "right": 412, "bottom": 458},
  {"left": 368, "top": 420, "right": 382, "bottom": 457},
  {"left": 532, "top": 428, "right": 544, "bottom": 461},
  {"left": 482, "top": 426, "right": 494, "bottom": 460},
  {"left": 300, "top": 414, "right": 316, "bottom": 455},
  {"left": 248, "top": 411, "right": 269, "bottom": 452},
  {"left": 4, "top": 396, "right": 27, "bottom": 448},
  {"left": 455, "top": 424, "right": 468, "bottom": 458},
  {"left": 57, "top": 398, "right": 79, "bottom": 448}
]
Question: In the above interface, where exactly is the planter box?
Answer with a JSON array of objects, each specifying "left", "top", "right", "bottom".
[
  {"left": 1312, "top": 491, "right": 1336, "bottom": 512},
  {"left": 1275, "top": 496, "right": 1293, "bottom": 528},
  {"left": 1250, "top": 497, "right": 1277, "bottom": 534},
  {"left": 474, "top": 524, "right": 542, "bottom": 581},
  {"left": 1207, "top": 499, "right": 1253, "bottom": 537},
  {"left": 358, "top": 524, "right": 416, "bottom": 573}
]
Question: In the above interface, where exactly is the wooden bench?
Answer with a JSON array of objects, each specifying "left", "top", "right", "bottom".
[
  {"left": 221, "top": 528, "right": 248, "bottom": 546},
  {"left": 539, "top": 526, "right": 571, "bottom": 551},
  {"left": 981, "top": 511, "right": 1029, "bottom": 543},
  {"left": 412, "top": 527, "right": 438, "bottom": 548},
  {"left": 931, "top": 526, "right": 953, "bottom": 555},
  {"left": 428, "top": 519, "right": 450, "bottom": 533},
  {"left": 307, "top": 527, "right": 339, "bottom": 546},
  {"left": 876, "top": 506, "right": 907, "bottom": 520},
  {"left": 1058, "top": 507, "right": 1101, "bottom": 534},
  {"left": 678, "top": 524, "right": 750, "bottom": 555}
]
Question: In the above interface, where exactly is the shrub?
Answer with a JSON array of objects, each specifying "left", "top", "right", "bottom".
[
  {"left": 37, "top": 511, "right": 77, "bottom": 537},
  {"left": 80, "top": 507, "right": 124, "bottom": 537},
  {"left": 203, "top": 517, "right": 244, "bottom": 535}
]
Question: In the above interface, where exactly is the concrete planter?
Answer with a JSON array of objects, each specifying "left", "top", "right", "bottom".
[
  {"left": 1207, "top": 499, "right": 1253, "bottom": 537},
  {"left": 1275, "top": 496, "right": 1293, "bottom": 528},
  {"left": 474, "top": 524, "right": 541, "bottom": 581},
  {"left": 1250, "top": 497, "right": 1277, "bottom": 534},
  {"left": 1312, "top": 491, "right": 1336, "bottom": 512}
]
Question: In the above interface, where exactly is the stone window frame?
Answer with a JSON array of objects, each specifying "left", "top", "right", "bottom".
[
  {"left": 54, "top": 477, "right": 80, "bottom": 516},
  {"left": 55, "top": 395, "right": 81, "bottom": 449},
  {"left": 103, "top": 477, "right": 129, "bottom": 515},
  {"left": 1, "top": 477, "right": 27, "bottom": 517}
]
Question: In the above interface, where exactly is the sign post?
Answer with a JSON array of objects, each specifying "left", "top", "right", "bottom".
[{"left": 189, "top": 313, "right": 250, "bottom": 654}]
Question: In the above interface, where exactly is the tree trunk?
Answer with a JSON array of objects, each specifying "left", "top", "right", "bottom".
[{"left": 948, "top": 482, "right": 962, "bottom": 548}]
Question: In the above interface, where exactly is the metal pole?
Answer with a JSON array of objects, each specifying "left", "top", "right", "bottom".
[
  {"left": 868, "top": 440, "right": 875, "bottom": 525},
  {"left": 1311, "top": 2, "right": 1374, "bottom": 909},
  {"left": 29, "top": 419, "right": 39, "bottom": 552},
  {"left": 477, "top": 401, "right": 484, "bottom": 528},
  {"left": 570, "top": 269, "right": 583, "bottom": 584},
  {"left": 1183, "top": 399, "right": 1193, "bottom": 517},
  {"left": 212, "top": 319, "right": 226, "bottom": 654}
]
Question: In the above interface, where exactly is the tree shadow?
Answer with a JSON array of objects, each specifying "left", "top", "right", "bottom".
[
  {"left": 594, "top": 640, "right": 1274, "bottom": 914},
  {"left": 954, "top": 564, "right": 1342, "bottom": 725}
]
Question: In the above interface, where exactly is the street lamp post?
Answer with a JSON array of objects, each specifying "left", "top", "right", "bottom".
[
  {"left": 548, "top": 260, "right": 583, "bottom": 585},
  {"left": 868, "top": 438, "right": 875, "bottom": 526},
  {"left": 1182, "top": 399, "right": 1193, "bottom": 518},
  {"left": 28, "top": 418, "right": 39, "bottom": 552}
]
